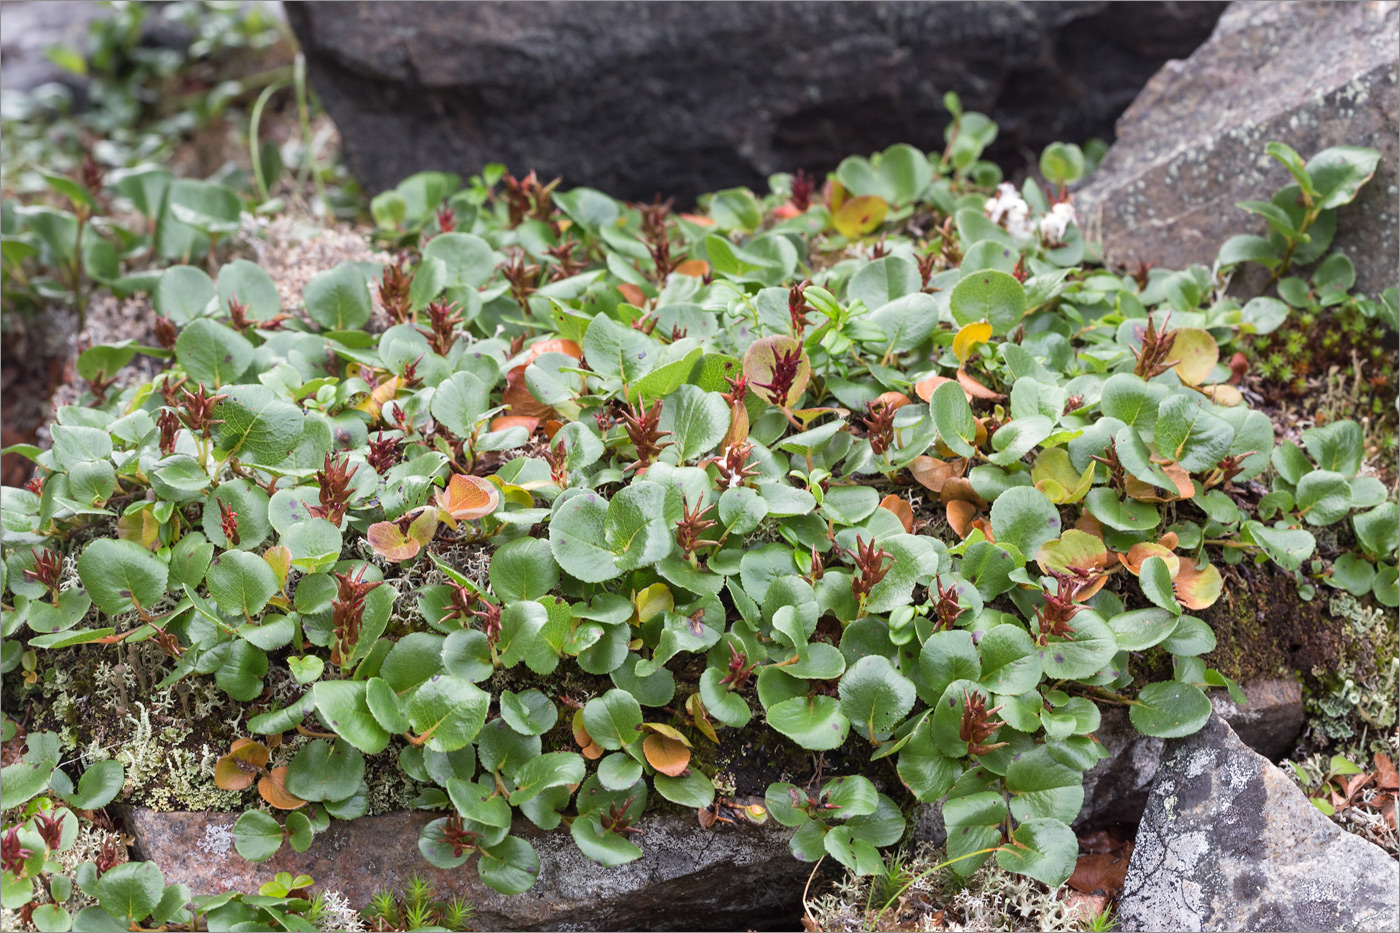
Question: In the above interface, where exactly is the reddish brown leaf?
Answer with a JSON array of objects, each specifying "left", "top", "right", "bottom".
[
  {"left": 491, "top": 415, "right": 539, "bottom": 435},
  {"left": 909, "top": 455, "right": 959, "bottom": 494},
  {"left": 1376, "top": 753, "right": 1398, "bottom": 791},
  {"left": 956, "top": 368, "right": 1005, "bottom": 401},
  {"left": 617, "top": 283, "right": 648, "bottom": 308},
  {"left": 946, "top": 501, "right": 978, "bottom": 539},
  {"left": 879, "top": 495, "right": 914, "bottom": 533},
  {"left": 1068, "top": 847, "right": 1132, "bottom": 896},
  {"left": 643, "top": 733, "right": 692, "bottom": 777},
  {"left": 258, "top": 766, "right": 306, "bottom": 810}
]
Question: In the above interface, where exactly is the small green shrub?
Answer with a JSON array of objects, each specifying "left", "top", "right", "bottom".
[{"left": 2, "top": 93, "right": 1394, "bottom": 909}]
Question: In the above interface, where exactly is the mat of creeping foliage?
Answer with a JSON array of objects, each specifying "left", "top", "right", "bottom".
[{"left": 3, "top": 112, "right": 1396, "bottom": 912}]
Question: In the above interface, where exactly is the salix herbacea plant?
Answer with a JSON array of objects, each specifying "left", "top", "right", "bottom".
[{"left": 2, "top": 97, "right": 1395, "bottom": 898}]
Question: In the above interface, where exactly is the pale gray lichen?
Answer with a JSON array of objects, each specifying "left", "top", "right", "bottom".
[{"left": 806, "top": 842, "right": 1082, "bottom": 933}]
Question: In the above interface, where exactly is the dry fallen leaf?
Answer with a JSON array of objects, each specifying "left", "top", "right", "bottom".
[{"left": 879, "top": 494, "right": 914, "bottom": 533}]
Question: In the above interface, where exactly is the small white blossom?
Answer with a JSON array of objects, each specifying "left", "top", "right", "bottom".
[
  {"left": 1039, "top": 201, "right": 1077, "bottom": 243},
  {"left": 985, "top": 183, "right": 1033, "bottom": 244}
]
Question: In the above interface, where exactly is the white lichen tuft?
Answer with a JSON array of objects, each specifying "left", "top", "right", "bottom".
[{"left": 316, "top": 890, "right": 367, "bottom": 933}]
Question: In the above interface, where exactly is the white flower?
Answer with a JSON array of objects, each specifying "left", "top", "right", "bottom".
[
  {"left": 1039, "top": 202, "right": 1077, "bottom": 243},
  {"left": 985, "top": 183, "right": 1033, "bottom": 244}
]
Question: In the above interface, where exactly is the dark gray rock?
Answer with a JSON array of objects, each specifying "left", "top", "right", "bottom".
[
  {"left": 286, "top": 1, "right": 1225, "bottom": 203},
  {"left": 1077, "top": 0, "right": 1400, "bottom": 296},
  {"left": 1076, "top": 677, "right": 1304, "bottom": 828},
  {"left": 0, "top": 1, "right": 109, "bottom": 94},
  {"left": 1117, "top": 713, "right": 1400, "bottom": 932},
  {"left": 125, "top": 806, "right": 807, "bottom": 931}
]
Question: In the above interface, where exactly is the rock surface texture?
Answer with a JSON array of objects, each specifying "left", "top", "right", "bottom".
[
  {"left": 124, "top": 807, "right": 806, "bottom": 931},
  {"left": 1076, "top": 677, "right": 1304, "bottom": 828},
  {"left": 1076, "top": 0, "right": 1400, "bottom": 295},
  {"left": 286, "top": 1, "right": 1226, "bottom": 203},
  {"left": 1117, "top": 713, "right": 1400, "bottom": 932}
]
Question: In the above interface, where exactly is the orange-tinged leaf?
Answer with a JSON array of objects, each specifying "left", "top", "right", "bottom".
[
  {"left": 1175, "top": 560, "right": 1223, "bottom": 610},
  {"left": 258, "top": 766, "right": 306, "bottom": 810},
  {"left": 116, "top": 507, "right": 161, "bottom": 549},
  {"left": 832, "top": 195, "right": 889, "bottom": 238},
  {"left": 909, "top": 455, "right": 960, "bottom": 494},
  {"left": 772, "top": 203, "right": 801, "bottom": 220},
  {"left": 1075, "top": 513, "right": 1106, "bottom": 539},
  {"left": 356, "top": 374, "right": 402, "bottom": 422},
  {"left": 915, "top": 374, "right": 972, "bottom": 404},
  {"left": 1158, "top": 531, "right": 1180, "bottom": 551},
  {"left": 722, "top": 399, "right": 750, "bottom": 450},
  {"left": 953, "top": 322, "right": 993, "bottom": 364},
  {"left": 214, "top": 740, "right": 269, "bottom": 791},
  {"left": 491, "top": 415, "right": 539, "bottom": 435},
  {"left": 617, "top": 283, "right": 648, "bottom": 308},
  {"left": 1037, "top": 530, "right": 1109, "bottom": 576},
  {"left": 262, "top": 545, "right": 292, "bottom": 588},
  {"left": 674, "top": 259, "right": 709, "bottom": 278},
  {"left": 503, "top": 370, "right": 554, "bottom": 421},
  {"left": 1375, "top": 753, "right": 1398, "bottom": 791},
  {"left": 939, "top": 477, "right": 987, "bottom": 508},
  {"left": 879, "top": 494, "right": 914, "bottom": 533},
  {"left": 1068, "top": 848, "right": 1132, "bottom": 896},
  {"left": 572, "top": 711, "right": 606, "bottom": 760},
  {"left": 367, "top": 510, "right": 438, "bottom": 562},
  {"left": 1120, "top": 542, "right": 1181, "bottom": 577},
  {"left": 643, "top": 732, "right": 692, "bottom": 777},
  {"left": 875, "top": 391, "right": 913, "bottom": 411},
  {"left": 521, "top": 338, "right": 583, "bottom": 367},
  {"left": 743, "top": 335, "right": 811, "bottom": 407},
  {"left": 1163, "top": 464, "right": 1195, "bottom": 499},
  {"left": 680, "top": 213, "right": 716, "bottom": 227},
  {"left": 947, "top": 500, "right": 978, "bottom": 539},
  {"left": 435, "top": 473, "right": 500, "bottom": 522},
  {"left": 957, "top": 368, "right": 1005, "bottom": 401}
]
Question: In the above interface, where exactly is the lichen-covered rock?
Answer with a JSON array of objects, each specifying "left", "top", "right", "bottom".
[
  {"left": 124, "top": 807, "right": 808, "bottom": 931},
  {"left": 1117, "top": 713, "right": 1400, "bottom": 932},
  {"left": 1076, "top": 0, "right": 1400, "bottom": 295},
  {"left": 285, "top": 1, "right": 1225, "bottom": 203}
]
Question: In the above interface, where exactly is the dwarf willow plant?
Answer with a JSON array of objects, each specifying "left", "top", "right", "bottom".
[{"left": 2, "top": 100, "right": 1394, "bottom": 896}]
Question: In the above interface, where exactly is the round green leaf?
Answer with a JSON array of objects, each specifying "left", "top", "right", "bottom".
[
  {"left": 218, "top": 259, "right": 282, "bottom": 321},
  {"left": 77, "top": 539, "right": 168, "bottom": 617},
  {"left": 284, "top": 739, "right": 365, "bottom": 802},
  {"left": 479, "top": 836, "right": 541, "bottom": 895},
  {"left": 989, "top": 487, "right": 1060, "bottom": 562},
  {"left": 1130, "top": 681, "right": 1213, "bottom": 738},
  {"left": 582, "top": 689, "right": 643, "bottom": 751},
  {"left": 91, "top": 861, "right": 164, "bottom": 921},
  {"left": 212, "top": 385, "right": 305, "bottom": 466},
  {"left": 950, "top": 269, "right": 1026, "bottom": 334},
  {"left": 490, "top": 537, "right": 560, "bottom": 602},
  {"left": 176, "top": 318, "right": 253, "bottom": 387},
  {"left": 304, "top": 262, "right": 372, "bottom": 330},
  {"left": 766, "top": 695, "right": 850, "bottom": 750},
  {"left": 654, "top": 769, "right": 716, "bottom": 808},
  {"left": 996, "top": 818, "right": 1077, "bottom": 887},
  {"left": 64, "top": 760, "right": 124, "bottom": 810},
  {"left": 206, "top": 549, "right": 278, "bottom": 618}
]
